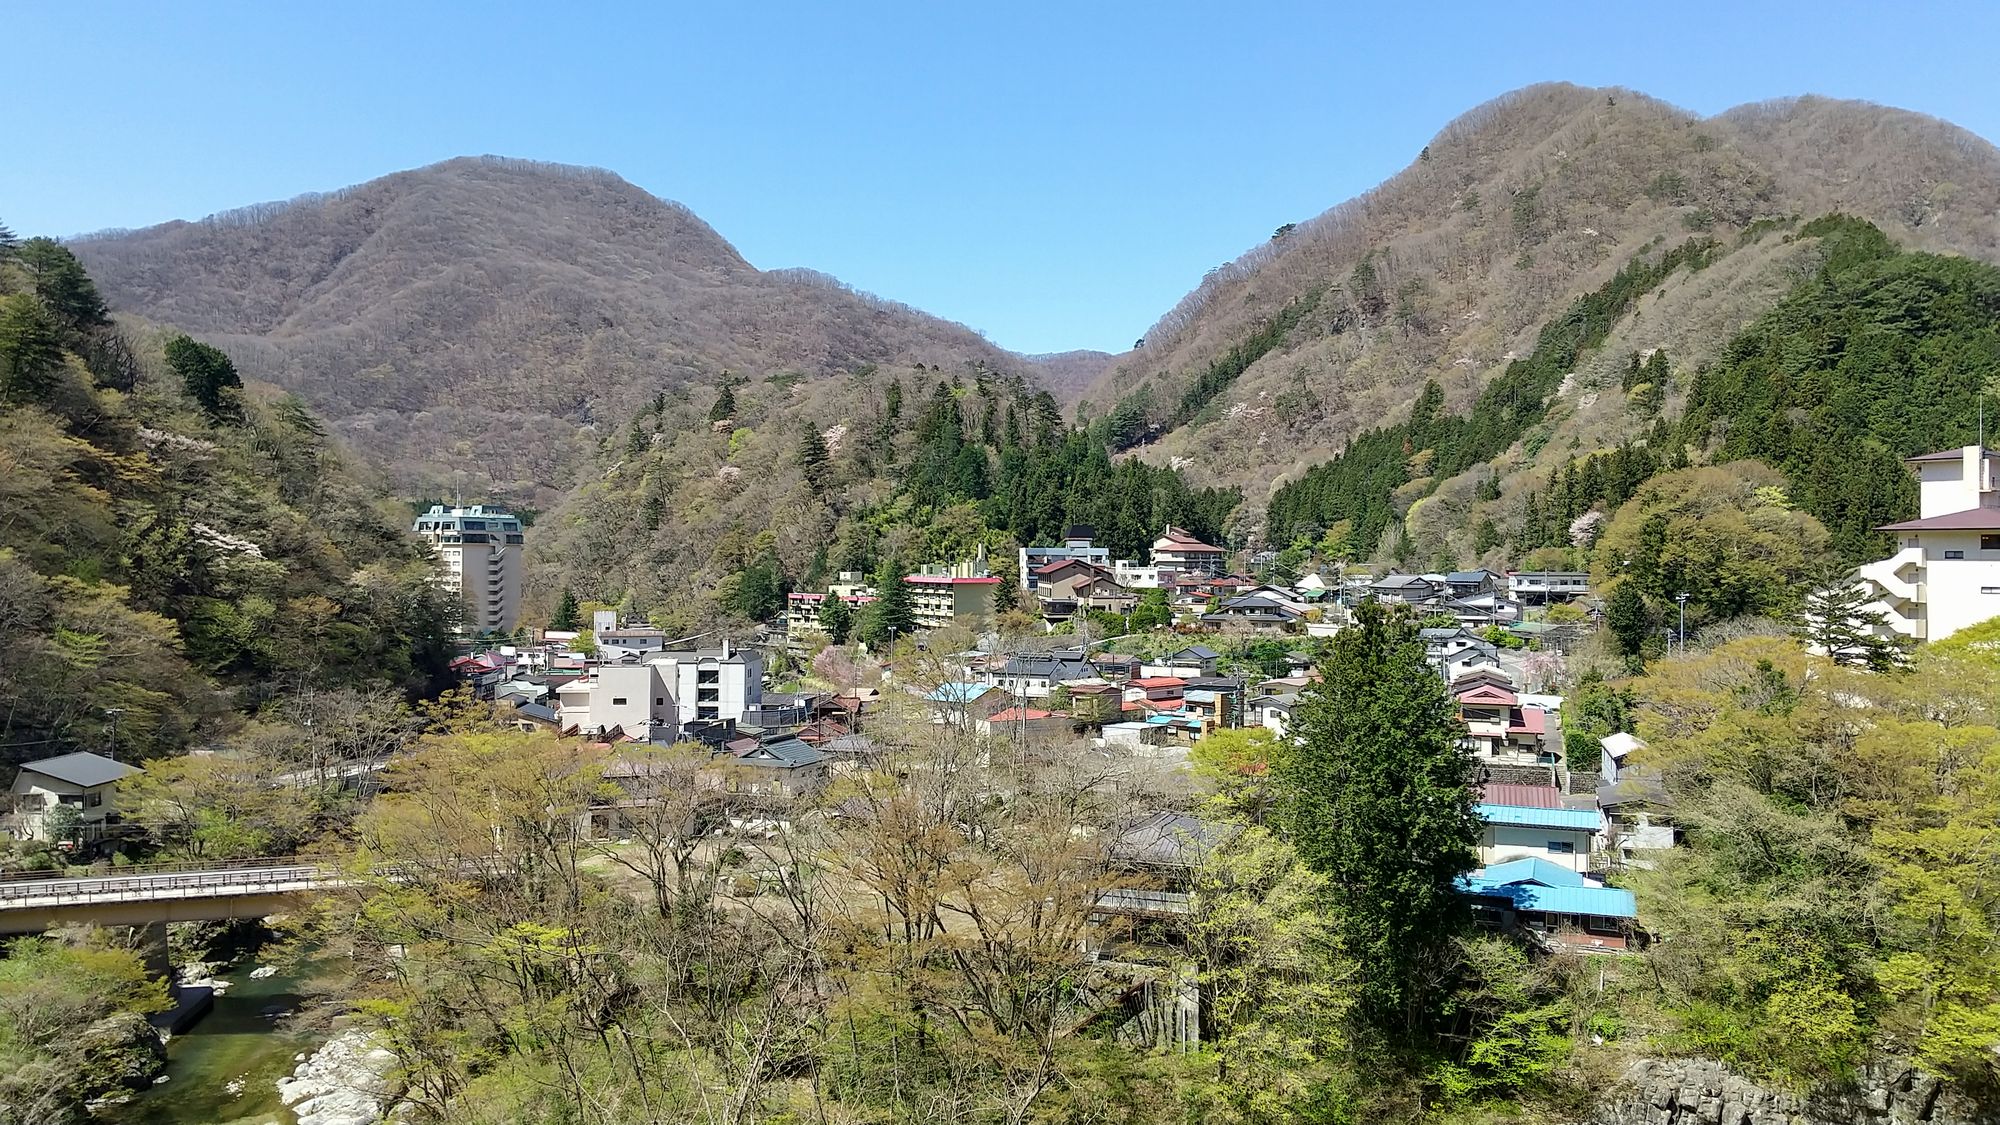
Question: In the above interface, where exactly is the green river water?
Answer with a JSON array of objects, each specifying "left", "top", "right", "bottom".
[{"left": 100, "top": 959, "right": 323, "bottom": 1125}]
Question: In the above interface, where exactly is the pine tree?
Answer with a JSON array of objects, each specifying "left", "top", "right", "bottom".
[
  {"left": 163, "top": 334, "right": 243, "bottom": 420},
  {"left": 1276, "top": 601, "right": 1479, "bottom": 1035},
  {"left": 0, "top": 294, "right": 64, "bottom": 404},
  {"left": 818, "top": 593, "right": 853, "bottom": 644},
  {"left": 1797, "top": 581, "right": 1904, "bottom": 671},
  {"left": 884, "top": 378, "right": 903, "bottom": 423},
  {"left": 799, "top": 422, "right": 832, "bottom": 490},
  {"left": 709, "top": 380, "right": 737, "bottom": 423},
  {"left": 15, "top": 238, "right": 108, "bottom": 331},
  {"left": 550, "top": 589, "right": 582, "bottom": 631},
  {"left": 0, "top": 219, "right": 17, "bottom": 256}
]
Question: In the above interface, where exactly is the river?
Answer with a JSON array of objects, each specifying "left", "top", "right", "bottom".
[{"left": 99, "top": 957, "right": 324, "bottom": 1125}]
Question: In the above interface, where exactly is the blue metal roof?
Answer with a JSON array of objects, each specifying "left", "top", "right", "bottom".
[
  {"left": 1458, "top": 869, "right": 1636, "bottom": 919},
  {"left": 926, "top": 682, "right": 995, "bottom": 703},
  {"left": 1478, "top": 803, "right": 1601, "bottom": 831},
  {"left": 1478, "top": 857, "right": 1584, "bottom": 887}
]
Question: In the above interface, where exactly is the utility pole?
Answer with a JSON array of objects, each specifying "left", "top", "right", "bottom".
[{"left": 1675, "top": 592, "right": 1689, "bottom": 652}]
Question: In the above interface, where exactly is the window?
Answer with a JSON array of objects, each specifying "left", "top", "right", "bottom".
[
  {"left": 611, "top": 697, "right": 628, "bottom": 706},
  {"left": 86, "top": 791, "right": 103, "bottom": 808},
  {"left": 1545, "top": 840, "right": 1576, "bottom": 854},
  {"left": 1945, "top": 550, "right": 1965, "bottom": 559},
  {"left": 655, "top": 697, "right": 664, "bottom": 706},
  {"left": 1985, "top": 588, "right": 2000, "bottom": 596}
]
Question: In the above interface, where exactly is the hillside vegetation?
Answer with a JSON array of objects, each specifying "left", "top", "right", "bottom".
[
  {"left": 1088, "top": 85, "right": 2000, "bottom": 525},
  {"left": 71, "top": 157, "right": 1086, "bottom": 505},
  {"left": 0, "top": 233, "right": 453, "bottom": 770}
]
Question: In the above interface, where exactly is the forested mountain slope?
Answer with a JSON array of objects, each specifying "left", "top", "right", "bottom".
[
  {"left": 70, "top": 157, "right": 1062, "bottom": 503},
  {"left": 1087, "top": 84, "right": 2000, "bottom": 527},
  {"left": 0, "top": 234, "right": 453, "bottom": 769}
]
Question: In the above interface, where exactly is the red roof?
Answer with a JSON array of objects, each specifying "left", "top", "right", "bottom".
[
  {"left": 1481, "top": 783, "right": 1563, "bottom": 808},
  {"left": 1155, "top": 525, "right": 1225, "bottom": 553},
  {"left": 1128, "top": 676, "right": 1187, "bottom": 689},
  {"left": 905, "top": 574, "right": 1004, "bottom": 585},
  {"left": 988, "top": 707, "right": 1055, "bottom": 722},
  {"left": 1455, "top": 683, "right": 1519, "bottom": 706},
  {"left": 1877, "top": 509, "right": 2000, "bottom": 531},
  {"left": 1508, "top": 707, "right": 1548, "bottom": 736}
]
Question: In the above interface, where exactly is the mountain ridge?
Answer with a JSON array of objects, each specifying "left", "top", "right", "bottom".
[
  {"left": 1081, "top": 83, "right": 2000, "bottom": 547},
  {"left": 71, "top": 155, "right": 1065, "bottom": 502}
]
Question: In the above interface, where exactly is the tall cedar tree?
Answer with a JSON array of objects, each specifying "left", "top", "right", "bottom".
[
  {"left": 550, "top": 589, "right": 582, "bottom": 631},
  {"left": 164, "top": 334, "right": 243, "bottom": 420},
  {"left": 709, "top": 381, "right": 736, "bottom": 422},
  {"left": 798, "top": 422, "right": 832, "bottom": 490},
  {"left": 862, "top": 556, "right": 917, "bottom": 645},
  {"left": 1607, "top": 582, "right": 1652, "bottom": 658},
  {"left": 817, "top": 593, "right": 853, "bottom": 643},
  {"left": 1278, "top": 601, "right": 1479, "bottom": 1036}
]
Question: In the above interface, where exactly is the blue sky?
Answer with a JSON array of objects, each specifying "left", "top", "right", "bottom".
[{"left": 8, "top": 1, "right": 1998, "bottom": 354}]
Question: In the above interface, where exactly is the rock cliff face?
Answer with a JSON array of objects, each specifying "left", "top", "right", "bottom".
[{"left": 1595, "top": 1059, "right": 1991, "bottom": 1125}]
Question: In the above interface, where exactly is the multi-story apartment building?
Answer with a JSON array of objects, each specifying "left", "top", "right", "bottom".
[
  {"left": 1150, "top": 525, "right": 1226, "bottom": 577},
  {"left": 656, "top": 644, "right": 765, "bottom": 726},
  {"left": 1019, "top": 527, "right": 1111, "bottom": 590},
  {"left": 1856, "top": 445, "right": 2000, "bottom": 642},
  {"left": 906, "top": 548, "right": 1000, "bottom": 631},
  {"left": 413, "top": 504, "right": 524, "bottom": 633}
]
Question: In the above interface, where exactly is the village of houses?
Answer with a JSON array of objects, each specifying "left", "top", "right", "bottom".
[{"left": 10, "top": 516, "right": 1663, "bottom": 956}]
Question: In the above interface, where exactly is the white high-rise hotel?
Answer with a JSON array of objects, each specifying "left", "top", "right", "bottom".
[
  {"left": 413, "top": 504, "right": 524, "bottom": 633},
  {"left": 1855, "top": 445, "right": 2000, "bottom": 643}
]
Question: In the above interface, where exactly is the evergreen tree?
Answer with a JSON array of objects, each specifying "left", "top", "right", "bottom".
[
  {"left": 709, "top": 380, "right": 737, "bottom": 423},
  {"left": 1797, "top": 581, "right": 1904, "bottom": 671},
  {"left": 0, "top": 219, "right": 17, "bottom": 256},
  {"left": 798, "top": 422, "right": 831, "bottom": 489},
  {"left": 1276, "top": 602, "right": 1479, "bottom": 1035},
  {"left": 1607, "top": 581, "right": 1652, "bottom": 658},
  {"left": 0, "top": 293, "right": 64, "bottom": 404},
  {"left": 729, "top": 553, "right": 785, "bottom": 623},
  {"left": 550, "top": 589, "right": 582, "bottom": 632},
  {"left": 817, "top": 593, "right": 853, "bottom": 643},
  {"left": 884, "top": 378, "right": 903, "bottom": 424},
  {"left": 861, "top": 556, "right": 916, "bottom": 646},
  {"left": 14, "top": 237, "right": 108, "bottom": 332},
  {"left": 164, "top": 334, "right": 243, "bottom": 420}
]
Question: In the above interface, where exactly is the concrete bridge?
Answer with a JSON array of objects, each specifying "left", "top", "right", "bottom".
[{"left": 0, "top": 858, "right": 348, "bottom": 934}]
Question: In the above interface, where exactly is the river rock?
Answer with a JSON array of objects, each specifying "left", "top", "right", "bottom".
[
  {"left": 76, "top": 1010, "right": 168, "bottom": 1093},
  {"left": 250, "top": 964, "right": 279, "bottom": 978},
  {"left": 278, "top": 1030, "right": 399, "bottom": 1125},
  {"left": 1592, "top": 1057, "right": 1985, "bottom": 1125}
]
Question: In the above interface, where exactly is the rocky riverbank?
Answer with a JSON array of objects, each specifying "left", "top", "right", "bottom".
[
  {"left": 1594, "top": 1058, "right": 1987, "bottom": 1125},
  {"left": 278, "top": 1030, "right": 401, "bottom": 1125}
]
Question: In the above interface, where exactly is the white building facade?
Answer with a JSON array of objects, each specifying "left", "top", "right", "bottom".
[
  {"left": 1855, "top": 446, "right": 2000, "bottom": 643},
  {"left": 413, "top": 504, "right": 525, "bottom": 633}
]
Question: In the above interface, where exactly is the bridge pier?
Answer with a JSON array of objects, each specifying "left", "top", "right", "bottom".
[{"left": 136, "top": 920, "right": 174, "bottom": 989}]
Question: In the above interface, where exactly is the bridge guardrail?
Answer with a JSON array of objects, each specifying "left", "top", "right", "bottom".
[{"left": 0, "top": 861, "right": 336, "bottom": 905}]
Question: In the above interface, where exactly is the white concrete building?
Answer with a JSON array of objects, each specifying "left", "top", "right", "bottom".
[
  {"left": 555, "top": 665, "right": 679, "bottom": 742},
  {"left": 655, "top": 644, "right": 765, "bottom": 726},
  {"left": 414, "top": 504, "right": 525, "bottom": 633},
  {"left": 1855, "top": 445, "right": 2000, "bottom": 642}
]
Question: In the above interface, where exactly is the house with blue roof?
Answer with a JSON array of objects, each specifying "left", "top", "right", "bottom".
[
  {"left": 1476, "top": 801, "right": 1603, "bottom": 874},
  {"left": 1458, "top": 858, "right": 1638, "bottom": 952}
]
